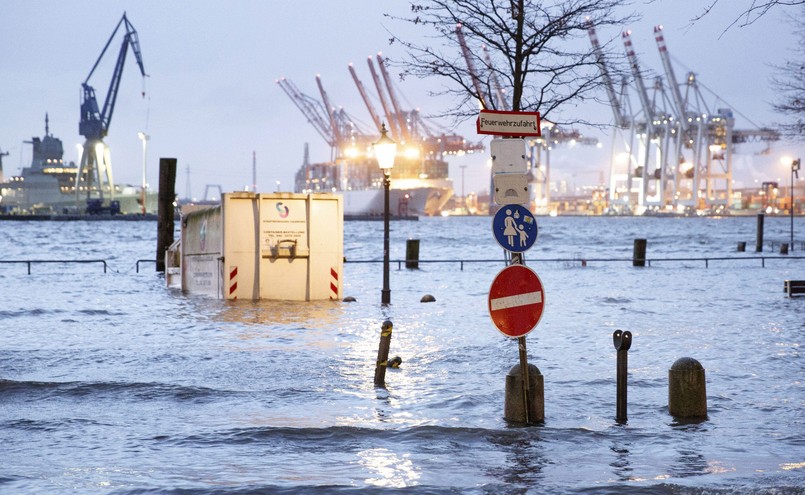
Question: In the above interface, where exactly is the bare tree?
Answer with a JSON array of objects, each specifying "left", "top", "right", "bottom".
[
  {"left": 386, "top": 0, "right": 637, "bottom": 127},
  {"left": 771, "top": 6, "right": 805, "bottom": 141},
  {"left": 692, "top": 0, "right": 805, "bottom": 29}
]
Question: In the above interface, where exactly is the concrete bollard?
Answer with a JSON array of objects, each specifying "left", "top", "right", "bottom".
[
  {"left": 756, "top": 213, "right": 765, "bottom": 252},
  {"left": 633, "top": 239, "right": 647, "bottom": 267},
  {"left": 373, "top": 320, "right": 393, "bottom": 387},
  {"left": 737, "top": 241, "right": 746, "bottom": 252},
  {"left": 504, "top": 363, "right": 544, "bottom": 424},
  {"left": 781, "top": 243, "right": 789, "bottom": 255},
  {"left": 668, "top": 357, "right": 707, "bottom": 419},
  {"left": 406, "top": 239, "right": 420, "bottom": 269}
]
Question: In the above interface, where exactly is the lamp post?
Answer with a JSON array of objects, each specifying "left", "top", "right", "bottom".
[
  {"left": 137, "top": 132, "right": 149, "bottom": 214},
  {"left": 793, "top": 158, "right": 800, "bottom": 251},
  {"left": 374, "top": 123, "right": 397, "bottom": 304}
]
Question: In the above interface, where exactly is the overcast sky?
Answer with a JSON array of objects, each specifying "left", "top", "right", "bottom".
[{"left": 2, "top": 1, "right": 802, "bottom": 199}]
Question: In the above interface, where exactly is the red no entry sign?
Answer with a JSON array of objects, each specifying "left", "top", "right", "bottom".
[{"left": 488, "top": 264, "right": 545, "bottom": 338}]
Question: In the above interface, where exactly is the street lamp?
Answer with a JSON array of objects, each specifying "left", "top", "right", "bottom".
[
  {"left": 137, "top": 131, "right": 149, "bottom": 214},
  {"left": 374, "top": 123, "right": 397, "bottom": 304},
  {"left": 792, "top": 158, "right": 800, "bottom": 251}
]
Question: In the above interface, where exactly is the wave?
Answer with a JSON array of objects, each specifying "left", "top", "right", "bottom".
[{"left": 0, "top": 379, "right": 238, "bottom": 402}]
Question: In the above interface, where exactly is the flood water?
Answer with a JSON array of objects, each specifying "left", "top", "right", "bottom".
[{"left": 1, "top": 215, "right": 803, "bottom": 494}]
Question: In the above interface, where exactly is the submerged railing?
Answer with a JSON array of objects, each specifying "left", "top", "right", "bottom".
[
  {"left": 346, "top": 255, "right": 805, "bottom": 270},
  {"left": 0, "top": 259, "right": 108, "bottom": 275},
  {"left": 2, "top": 255, "right": 803, "bottom": 274}
]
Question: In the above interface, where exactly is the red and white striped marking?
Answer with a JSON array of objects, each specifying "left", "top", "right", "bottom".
[
  {"left": 229, "top": 265, "right": 238, "bottom": 300},
  {"left": 330, "top": 267, "right": 339, "bottom": 300}
]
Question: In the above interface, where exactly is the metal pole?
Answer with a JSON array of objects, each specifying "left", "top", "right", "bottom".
[
  {"left": 517, "top": 336, "right": 531, "bottom": 424},
  {"left": 138, "top": 132, "right": 149, "bottom": 214},
  {"left": 382, "top": 171, "right": 391, "bottom": 304},
  {"left": 792, "top": 159, "right": 799, "bottom": 251},
  {"left": 613, "top": 330, "right": 632, "bottom": 423},
  {"left": 509, "top": 251, "right": 532, "bottom": 424}
]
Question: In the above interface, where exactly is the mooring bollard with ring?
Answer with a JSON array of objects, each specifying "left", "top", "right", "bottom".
[{"left": 613, "top": 330, "right": 632, "bottom": 423}]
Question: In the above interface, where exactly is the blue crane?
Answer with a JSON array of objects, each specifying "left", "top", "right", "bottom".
[{"left": 77, "top": 12, "right": 146, "bottom": 208}]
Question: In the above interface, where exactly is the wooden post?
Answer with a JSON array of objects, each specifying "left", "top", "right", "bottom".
[
  {"left": 156, "top": 158, "right": 177, "bottom": 272},
  {"left": 405, "top": 239, "right": 420, "bottom": 269},
  {"left": 756, "top": 213, "right": 765, "bottom": 252},
  {"left": 613, "top": 330, "right": 632, "bottom": 424},
  {"left": 373, "top": 320, "right": 393, "bottom": 387},
  {"left": 633, "top": 239, "right": 647, "bottom": 267}
]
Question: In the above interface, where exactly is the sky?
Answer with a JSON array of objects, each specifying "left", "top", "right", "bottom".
[{"left": 1, "top": 1, "right": 803, "bottom": 200}]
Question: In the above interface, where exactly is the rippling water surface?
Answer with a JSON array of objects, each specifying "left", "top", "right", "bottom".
[{"left": 1, "top": 215, "right": 804, "bottom": 494}]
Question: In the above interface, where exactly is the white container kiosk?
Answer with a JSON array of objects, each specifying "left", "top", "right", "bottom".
[{"left": 169, "top": 192, "right": 343, "bottom": 301}]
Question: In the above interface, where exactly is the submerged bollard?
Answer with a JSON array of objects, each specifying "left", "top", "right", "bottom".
[
  {"left": 668, "top": 357, "right": 707, "bottom": 419},
  {"left": 633, "top": 239, "right": 647, "bottom": 267},
  {"left": 504, "top": 363, "right": 544, "bottom": 424},
  {"left": 613, "top": 330, "right": 632, "bottom": 423},
  {"left": 737, "top": 241, "right": 746, "bottom": 252},
  {"left": 373, "top": 320, "right": 394, "bottom": 387},
  {"left": 756, "top": 213, "right": 765, "bottom": 252},
  {"left": 406, "top": 239, "right": 420, "bottom": 269}
]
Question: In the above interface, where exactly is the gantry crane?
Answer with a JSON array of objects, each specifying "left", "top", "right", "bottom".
[
  {"left": 588, "top": 22, "right": 640, "bottom": 211},
  {"left": 77, "top": 12, "right": 146, "bottom": 207},
  {"left": 622, "top": 30, "right": 677, "bottom": 208}
]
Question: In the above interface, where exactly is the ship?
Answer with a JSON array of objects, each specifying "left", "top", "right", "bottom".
[
  {"left": 0, "top": 115, "right": 156, "bottom": 215},
  {"left": 278, "top": 56, "right": 484, "bottom": 217},
  {"left": 295, "top": 154, "right": 454, "bottom": 217}
]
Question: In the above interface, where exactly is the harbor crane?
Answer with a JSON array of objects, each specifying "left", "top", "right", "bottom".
[
  {"left": 590, "top": 22, "right": 780, "bottom": 214},
  {"left": 77, "top": 12, "right": 146, "bottom": 208}
]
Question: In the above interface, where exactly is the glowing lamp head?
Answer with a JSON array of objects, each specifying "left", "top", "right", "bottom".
[{"left": 373, "top": 123, "right": 397, "bottom": 170}]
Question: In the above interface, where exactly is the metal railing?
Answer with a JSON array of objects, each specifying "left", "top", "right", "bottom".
[
  {"left": 0, "top": 259, "right": 108, "bottom": 274},
  {"left": 2, "top": 255, "right": 803, "bottom": 275},
  {"left": 346, "top": 255, "right": 805, "bottom": 270}
]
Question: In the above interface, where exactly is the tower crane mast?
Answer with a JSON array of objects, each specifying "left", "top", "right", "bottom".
[
  {"left": 366, "top": 56, "right": 400, "bottom": 140},
  {"left": 653, "top": 26, "right": 689, "bottom": 132},
  {"left": 622, "top": 31, "right": 655, "bottom": 136},
  {"left": 349, "top": 63, "right": 383, "bottom": 132},
  {"left": 316, "top": 74, "right": 344, "bottom": 146},
  {"left": 455, "top": 23, "right": 489, "bottom": 109},
  {"left": 587, "top": 23, "right": 628, "bottom": 128},
  {"left": 276, "top": 77, "right": 335, "bottom": 147},
  {"left": 376, "top": 53, "right": 410, "bottom": 143}
]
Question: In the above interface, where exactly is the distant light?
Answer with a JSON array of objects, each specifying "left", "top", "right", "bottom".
[{"left": 404, "top": 147, "right": 420, "bottom": 159}]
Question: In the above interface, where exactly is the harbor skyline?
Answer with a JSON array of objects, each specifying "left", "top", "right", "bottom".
[{"left": 1, "top": 1, "right": 803, "bottom": 202}]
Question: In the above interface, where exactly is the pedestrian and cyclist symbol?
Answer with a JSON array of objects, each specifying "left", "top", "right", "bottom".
[{"left": 492, "top": 204, "right": 538, "bottom": 252}]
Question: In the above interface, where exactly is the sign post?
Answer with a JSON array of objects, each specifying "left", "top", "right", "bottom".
[{"left": 481, "top": 109, "right": 546, "bottom": 424}]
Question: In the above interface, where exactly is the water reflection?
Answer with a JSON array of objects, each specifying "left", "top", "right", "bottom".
[
  {"left": 670, "top": 448, "right": 709, "bottom": 478},
  {"left": 609, "top": 440, "right": 633, "bottom": 481},
  {"left": 210, "top": 299, "right": 346, "bottom": 327},
  {"left": 357, "top": 448, "right": 421, "bottom": 488},
  {"left": 487, "top": 430, "right": 547, "bottom": 485}
]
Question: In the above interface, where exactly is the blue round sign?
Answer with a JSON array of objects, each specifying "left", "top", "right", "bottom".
[{"left": 492, "top": 204, "right": 538, "bottom": 252}]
